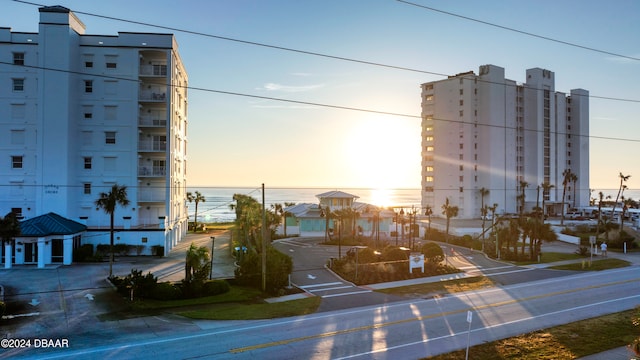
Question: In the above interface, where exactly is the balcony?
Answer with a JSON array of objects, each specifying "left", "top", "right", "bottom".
[
  {"left": 138, "top": 189, "right": 165, "bottom": 203},
  {"left": 138, "top": 166, "right": 166, "bottom": 177},
  {"left": 139, "top": 114, "right": 167, "bottom": 127},
  {"left": 139, "top": 64, "right": 167, "bottom": 77},
  {"left": 138, "top": 140, "right": 166, "bottom": 152},
  {"left": 139, "top": 90, "right": 167, "bottom": 102}
]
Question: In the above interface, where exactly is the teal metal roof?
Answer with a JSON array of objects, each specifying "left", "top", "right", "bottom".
[{"left": 20, "top": 212, "right": 87, "bottom": 237}]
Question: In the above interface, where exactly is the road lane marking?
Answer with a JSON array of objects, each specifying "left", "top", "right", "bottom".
[{"left": 229, "top": 277, "right": 640, "bottom": 354}]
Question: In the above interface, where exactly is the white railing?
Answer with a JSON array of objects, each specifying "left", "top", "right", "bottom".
[
  {"left": 139, "top": 115, "right": 167, "bottom": 127},
  {"left": 138, "top": 141, "right": 166, "bottom": 152},
  {"left": 138, "top": 189, "right": 165, "bottom": 202},
  {"left": 139, "top": 64, "right": 167, "bottom": 77},
  {"left": 138, "top": 166, "right": 166, "bottom": 177}
]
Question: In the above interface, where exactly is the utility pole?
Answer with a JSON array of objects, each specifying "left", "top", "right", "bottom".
[
  {"left": 209, "top": 236, "right": 215, "bottom": 280},
  {"left": 261, "top": 183, "right": 267, "bottom": 292}
]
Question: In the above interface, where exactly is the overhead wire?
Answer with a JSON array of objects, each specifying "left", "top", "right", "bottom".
[
  {"left": 396, "top": 0, "right": 640, "bottom": 63},
  {"left": 9, "top": 0, "right": 640, "bottom": 104},
  {"left": 2, "top": 60, "right": 640, "bottom": 144}
]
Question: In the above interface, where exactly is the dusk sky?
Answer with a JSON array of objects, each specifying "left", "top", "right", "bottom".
[{"left": 3, "top": 0, "right": 639, "bottom": 192}]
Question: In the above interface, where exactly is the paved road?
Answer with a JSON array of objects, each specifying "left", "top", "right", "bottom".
[{"left": 7, "top": 266, "right": 639, "bottom": 359}]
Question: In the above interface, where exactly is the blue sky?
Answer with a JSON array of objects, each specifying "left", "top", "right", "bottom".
[{"left": 3, "top": 0, "right": 639, "bottom": 193}]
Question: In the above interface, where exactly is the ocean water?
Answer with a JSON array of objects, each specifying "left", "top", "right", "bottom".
[
  {"left": 186, "top": 187, "right": 640, "bottom": 223},
  {"left": 186, "top": 187, "right": 422, "bottom": 223}
]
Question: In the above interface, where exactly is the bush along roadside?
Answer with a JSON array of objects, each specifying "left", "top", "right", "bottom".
[{"left": 109, "top": 269, "right": 230, "bottom": 301}]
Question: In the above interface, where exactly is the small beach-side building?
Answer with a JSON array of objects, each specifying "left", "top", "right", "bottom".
[
  {"left": 3, "top": 212, "right": 86, "bottom": 269},
  {"left": 279, "top": 190, "right": 395, "bottom": 239}
]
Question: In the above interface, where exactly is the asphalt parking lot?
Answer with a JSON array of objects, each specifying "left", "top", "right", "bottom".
[{"left": 0, "top": 230, "right": 235, "bottom": 345}]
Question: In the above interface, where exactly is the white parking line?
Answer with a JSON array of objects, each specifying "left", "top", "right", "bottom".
[
  {"left": 321, "top": 290, "right": 372, "bottom": 298},
  {"left": 299, "top": 282, "right": 343, "bottom": 289}
]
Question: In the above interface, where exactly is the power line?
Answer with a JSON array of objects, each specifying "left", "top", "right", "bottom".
[
  {"left": 396, "top": 0, "right": 640, "bottom": 62},
  {"left": 9, "top": 0, "right": 640, "bottom": 104},
  {"left": 2, "top": 60, "right": 640, "bottom": 144}
]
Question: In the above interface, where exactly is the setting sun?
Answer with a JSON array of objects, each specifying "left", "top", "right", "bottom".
[{"left": 342, "top": 115, "right": 421, "bottom": 189}]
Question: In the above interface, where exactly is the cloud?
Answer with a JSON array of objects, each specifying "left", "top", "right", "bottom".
[{"left": 258, "top": 82, "right": 324, "bottom": 93}]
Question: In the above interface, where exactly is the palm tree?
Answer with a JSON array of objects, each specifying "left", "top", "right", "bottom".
[
  {"left": 95, "top": 184, "right": 130, "bottom": 278},
  {"left": 184, "top": 242, "right": 211, "bottom": 283},
  {"left": 479, "top": 188, "right": 490, "bottom": 240},
  {"left": 0, "top": 212, "right": 21, "bottom": 258},
  {"left": 560, "top": 169, "right": 575, "bottom": 226},
  {"left": 611, "top": 172, "right": 631, "bottom": 226},
  {"left": 273, "top": 202, "right": 295, "bottom": 237},
  {"left": 518, "top": 180, "right": 529, "bottom": 217},
  {"left": 540, "top": 182, "right": 554, "bottom": 221},
  {"left": 187, "top": 191, "right": 206, "bottom": 232},
  {"left": 621, "top": 197, "right": 635, "bottom": 237},
  {"left": 424, "top": 205, "right": 433, "bottom": 236},
  {"left": 441, "top": 197, "right": 459, "bottom": 243}
]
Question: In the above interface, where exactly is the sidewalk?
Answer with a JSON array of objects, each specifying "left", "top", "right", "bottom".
[{"left": 146, "top": 230, "right": 237, "bottom": 282}]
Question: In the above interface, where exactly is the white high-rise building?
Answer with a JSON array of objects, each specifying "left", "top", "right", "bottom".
[
  {"left": 421, "top": 65, "right": 589, "bottom": 219},
  {"left": 0, "top": 6, "right": 188, "bottom": 265}
]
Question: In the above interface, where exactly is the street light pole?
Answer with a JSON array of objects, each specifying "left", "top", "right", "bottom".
[{"left": 209, "top": 236, "right": 215, "bottom": 280}]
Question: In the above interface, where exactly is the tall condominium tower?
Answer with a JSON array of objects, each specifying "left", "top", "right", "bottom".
[
  {"left": 421, "top": 65, "right": 588, "bottom": 219},
  {"left": 0, "top": 6, "right": 188, "bottom": 265}
]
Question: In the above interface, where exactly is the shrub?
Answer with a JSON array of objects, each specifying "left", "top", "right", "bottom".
[
  {"left": 354, "top": 247, "right": 378, "bottom": 264},
  {"left": 202, "top": 280, "right": 230, "bottom": 296},
  {"left": 235, "top": 245, "right": 292, "bottom": 295},
  {"left": 151, "top": 282, "right": 182, "bottom": 300},
  {"left": 381, "top": 246, "right": 409, "bottom": 261},
  {"left": 151, "top": 245, "right": 164, "bottom": 257},
  {"left": 114, "top": 243, "right": 130, "bottom": 256},
  {"left": 96, "top": 244, "right": 110, "bottom": 253},
  {"left": 73, "top": 244, "right": 94, "bottom": 262},
  {"left": 421, "top": 242, "right": 444, "bottom": 263},
  {"left": 112, "top": 269, "right": 158, "bottom": 300}
]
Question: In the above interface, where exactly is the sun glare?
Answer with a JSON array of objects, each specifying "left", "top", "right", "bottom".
[
  {"left": 343, "top": 115, "right": 421, "bottom": 189},
  {"left": 370, "top": 188, "right": 392, "bottom": 207}
]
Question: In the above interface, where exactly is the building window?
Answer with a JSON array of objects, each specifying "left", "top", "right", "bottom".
[
  {"left": 105, "top": 132, "right": 116, "bottom": 144},
  {"left": 459, "top": 89, "right": 463, "bottom": 95},
  {"left": 425, "top": 166, "right": 434, "bottom": 172},
  {"left": 85, "top": 80, "right": 93, "bottom": 93},
  {"left": 424, "top": 155, "right": 433, "bottom": 161},
  {"left": 83, "top": 183, "right": 91, "bottom": 195},
  {"left": 459, "top": 110, "right": 464, "bottom": 117},
  {"left": 12, "top": 78, "right": 24, "bottom": 92},
  {"left": 425, "top": 95, "right": 434, "bottom": 101},
  {"left": 460, "top": 187, "right": 464, "bottom": 193},
  {"left": 425, "top": 136, "right": 434, "bottom": 142},
  {"left": 426, "top": 146, "right": 434, "bottom": 152},
  {"left": 11, "top": 156, "right": 23, "bottom": 169},
  {"left": 85, "top": 61, "right": 93, "bottom": 68},
  {"left": 425, "top": 186, "right": 434, "bottom": 192},
  {"left": 84, "top": 157, "right": 92, "bottom": 169},
  {"left": 459, "top": 154, "right": 463, "bottom": 160},
  {"left": 459, "top": 100, "right": 464, "bottom": 106},
  {"left": 425, "top": 176, "right": 434, "bottom": 182},
  {"left": 459, "top": 165, "right": 463, "bottom": 171},
  {"left": 459, "top": 176, "right": 464, "bottom": 182},
  {"left": 459, "top": 143, "right": 464, "bottom": 149},
  {"left": 13, "top": 52, "right": 25, "bottom": 65},
  {"left": 106, "top": 62, "right": 117, "bottom": 69},
  {"left": 425, "top": 126, "right": 433, "bottom": 132}
]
